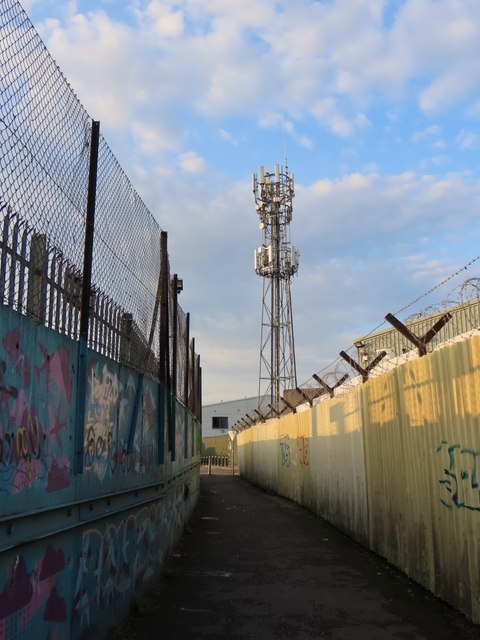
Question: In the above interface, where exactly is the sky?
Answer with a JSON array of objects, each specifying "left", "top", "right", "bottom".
[{"left": 21, "top": 0, "right": 480, "bottom": 404}]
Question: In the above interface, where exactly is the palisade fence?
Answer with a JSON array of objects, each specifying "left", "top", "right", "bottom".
[{"left": 0, "top": 0, "right": 200, "bottom": 418}]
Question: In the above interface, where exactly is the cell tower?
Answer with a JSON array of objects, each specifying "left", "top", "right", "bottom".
[{"left": 252, "top": 162, "right": 299, "bottom": 410}]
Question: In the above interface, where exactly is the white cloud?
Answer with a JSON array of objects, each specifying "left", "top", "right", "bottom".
[
  {"left": 456, "top": 130, "right": 479, "bottom": 150},
  {"left": 411, "top": 126, "right": 441, "bottom": 143},
  {"left": 132, "top": 121, "right": 181, "bottom": 155},
  {"left": 24, "top": 0, "right": 480, "bottom": 402},
  {"left": 219, "top": 129, "right": 238, "bottom": 145},
  {"left": 35, "top": 0, "right": 480, "bottom": 148},
  {"left": 178, "top": 151, "right": 205, "bottom": 173},
  {"left": 39, "top": 10, "right": 150, "bottom": 128},
  {"left": 140, "top": 1, "right": 185, "bottom": 38}
]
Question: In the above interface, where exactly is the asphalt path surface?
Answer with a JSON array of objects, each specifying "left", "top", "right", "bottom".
[{"left": 114, "top": 469, "right": 479, "bottom": 640}]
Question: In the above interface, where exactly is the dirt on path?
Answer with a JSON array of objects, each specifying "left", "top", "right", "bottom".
[{"left": 111, "top": 470, "right": 479, "bottom": 640}]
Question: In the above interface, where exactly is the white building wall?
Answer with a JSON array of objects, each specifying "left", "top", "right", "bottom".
[{"left": 202, "top": 396, "right": 260, "bottom": 437}]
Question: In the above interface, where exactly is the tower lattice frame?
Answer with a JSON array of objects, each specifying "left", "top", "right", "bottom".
[{"left": 253, "top": 163, "right": 299, "bottom": 410}]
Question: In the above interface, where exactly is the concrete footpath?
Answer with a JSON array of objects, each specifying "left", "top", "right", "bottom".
[{"left": 113, "top": 470, "right": 479, "bottom": 640}]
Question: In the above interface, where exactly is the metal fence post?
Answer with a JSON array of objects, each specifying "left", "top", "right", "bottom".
[
  {"left": 158, "top": 231, "right": 169, "bottom": 464},
  {"left": 74, "top": 119, "right": 100, "bottom": 474},
  {"left": 120, "top": 312, "right": 133, "bottom": 365},
  {"left": 26, "top": 232, "right": 47, "bottom": 323}
]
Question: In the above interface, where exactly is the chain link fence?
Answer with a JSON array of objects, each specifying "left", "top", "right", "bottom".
[{"left": 0, "top": 0, "right": 199, "bottom": 414}]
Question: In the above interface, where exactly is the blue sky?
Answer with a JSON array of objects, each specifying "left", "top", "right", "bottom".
[{"left": 22, "top": 0, "right": 480, "bottom": 403}]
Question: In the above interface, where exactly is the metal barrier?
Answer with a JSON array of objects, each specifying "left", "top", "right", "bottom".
[{"left": 201, "top": 455, "right": 231, "bottom": 467}]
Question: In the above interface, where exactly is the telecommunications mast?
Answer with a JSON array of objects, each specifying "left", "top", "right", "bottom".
[{"left": 252, "top": 163, "right": 299, "bottom": 410}]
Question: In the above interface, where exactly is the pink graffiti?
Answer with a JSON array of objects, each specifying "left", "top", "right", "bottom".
[
  {"left": 47, "top": 456, "right": 71, "bottom": 493},
  {"left": 0, "top": 360, "right": 17, "bottom": 413},
  {"left": 17, "top": 546, "right": 66, "bottom": 630},
  {"left": 0, "top": 555, "right": 33, "bottom": 620},
  {"left": 49, "top": 403, "right": 67, "bottom": 445},
  {"left": 0, "top": 549, "right": 66, "bottom": 631},
  {"left": 8, "top": 388, "right": 30, "bottom": 428},
  {"left": 2, "top": 328, "right": 30, "bottom": 387},
  {"left": 37, "top": 344, "right": 72, "bottom": 401}
]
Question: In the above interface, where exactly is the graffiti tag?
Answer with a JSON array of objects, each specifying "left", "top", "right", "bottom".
[{"left": 437, "top": 440, "right": 480, "bottom": 511}]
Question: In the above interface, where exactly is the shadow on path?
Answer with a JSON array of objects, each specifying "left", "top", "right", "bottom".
[{"left": 112, "top": 472, "right": 478, "bottom": 640}]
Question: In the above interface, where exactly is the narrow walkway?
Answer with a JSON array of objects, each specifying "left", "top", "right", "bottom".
[{"left": 116, "top": 471, "right": 478, "bottom": 640}]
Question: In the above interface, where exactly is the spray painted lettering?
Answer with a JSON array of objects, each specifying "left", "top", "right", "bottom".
[
  {"left": 297, "top": 435, "right": 310, "bottom": 467},
  {"left": 84, "top": 360, "right": 157, "bottom": 479},
  {"left": 0, "top": 326, "right": 72, "bottom": 497},
  {"left": 437, "top": 440, "right": 480, "bottom": 511},
  {"left": 280, "top": 434, "right": 310, "bottom": 468},
  {"left": 280, "top": 435, "right": 291, "bottom": 467},
  {"left": 73, "top": 488, "right": 187, "bottom": 637}
]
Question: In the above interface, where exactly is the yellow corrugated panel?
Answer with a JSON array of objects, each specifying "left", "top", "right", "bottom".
[
  {"left": 366, "top": 371, "right": 396, "bottom": 425},
  {"left": 402, "top": 355, "right": 440, "bottom": 428},
  {"left": 449, "top": 337, "right": 480, "bottom": 418},
  {"left": 238, "top": 336, "right": 480, "bottom": 622},
  {"left": 315, "top": 398, "right": 340, "bottom": 436},
  {"left": 365, "top": 337, "right": 480, "bottom": 622}
]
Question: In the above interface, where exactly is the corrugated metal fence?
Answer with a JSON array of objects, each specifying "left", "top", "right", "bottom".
[{"left": 238, "top": 334, "right": 480, "bottom": 624}]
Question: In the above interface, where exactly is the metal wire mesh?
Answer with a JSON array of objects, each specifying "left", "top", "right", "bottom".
[
  {"left": 0, "top": 1, "right": 199, "bottom": 414},
  {"left": 94, "top": 136, "right": 162, "bottom": 345},
  {"left": 0, "top": 1, "right": 90, "bottom": 269}
]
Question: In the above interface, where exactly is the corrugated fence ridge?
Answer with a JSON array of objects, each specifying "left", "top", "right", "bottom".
[{"left": 238, "top": 334, "right": 480, "bottom": 624}]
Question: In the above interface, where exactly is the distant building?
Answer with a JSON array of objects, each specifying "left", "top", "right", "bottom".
[{"left": 202, "top": 396, "right": 260, "bottom": 437}]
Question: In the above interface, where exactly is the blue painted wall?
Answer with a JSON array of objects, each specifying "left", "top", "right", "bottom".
[{"left": 0, "top": 303, "right": 200, "bottom": 639}]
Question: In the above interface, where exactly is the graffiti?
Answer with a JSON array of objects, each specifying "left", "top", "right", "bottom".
[
  {"left": 280, "top": 435, "right": 291, "bottom": 467},
  {"left": 0, "top": 328, "right": 72, "bottom": 496},
  {"left": 0, "top": 303, "right": 195, "bottom": 638},
  {"left": 437, "top": 440, "right": 480, "bottom": 511},
  {"left": 85, "top": 380, "right": 158, "bottom": 474},
  {"left": 280, "top": 434, "right": 310, "bottom": 468},
  {"left": 0, "top": 545, "right": 67, "bottom": 637},
  {"left": 84, "top": 423, "right": 115, "bottom": 472},
  {"left": 85, "top": 362, "right": 124, "bottom": 478},
  {"left": 85, "top": 361, "right": 158, "bottom": 478},
  {"left": 2, "top": 328, "right": 31, "bottom": 387},
  {"left": 297, "top": 435, "right": 309, "bottom": 467},
  {"left": 89, "top": 364, "right": 120, "bottom": 421},
  {"left": 37, "top": 344, "right": 72, "bottom": 401},
  {"left": 73, "top": 487, "right": 187, "bottom": 636},
  {"left": 0, "top": 360, "right": 18, "bottom": 402}
]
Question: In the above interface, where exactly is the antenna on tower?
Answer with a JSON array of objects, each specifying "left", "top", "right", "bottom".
[{"left": 252, "top": 162, "right": 299, "bottom": 411}]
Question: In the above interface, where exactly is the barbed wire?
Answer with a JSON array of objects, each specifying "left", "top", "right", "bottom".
[{"left": 300, "top": 260, "right": 480, "bottom": 398}]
